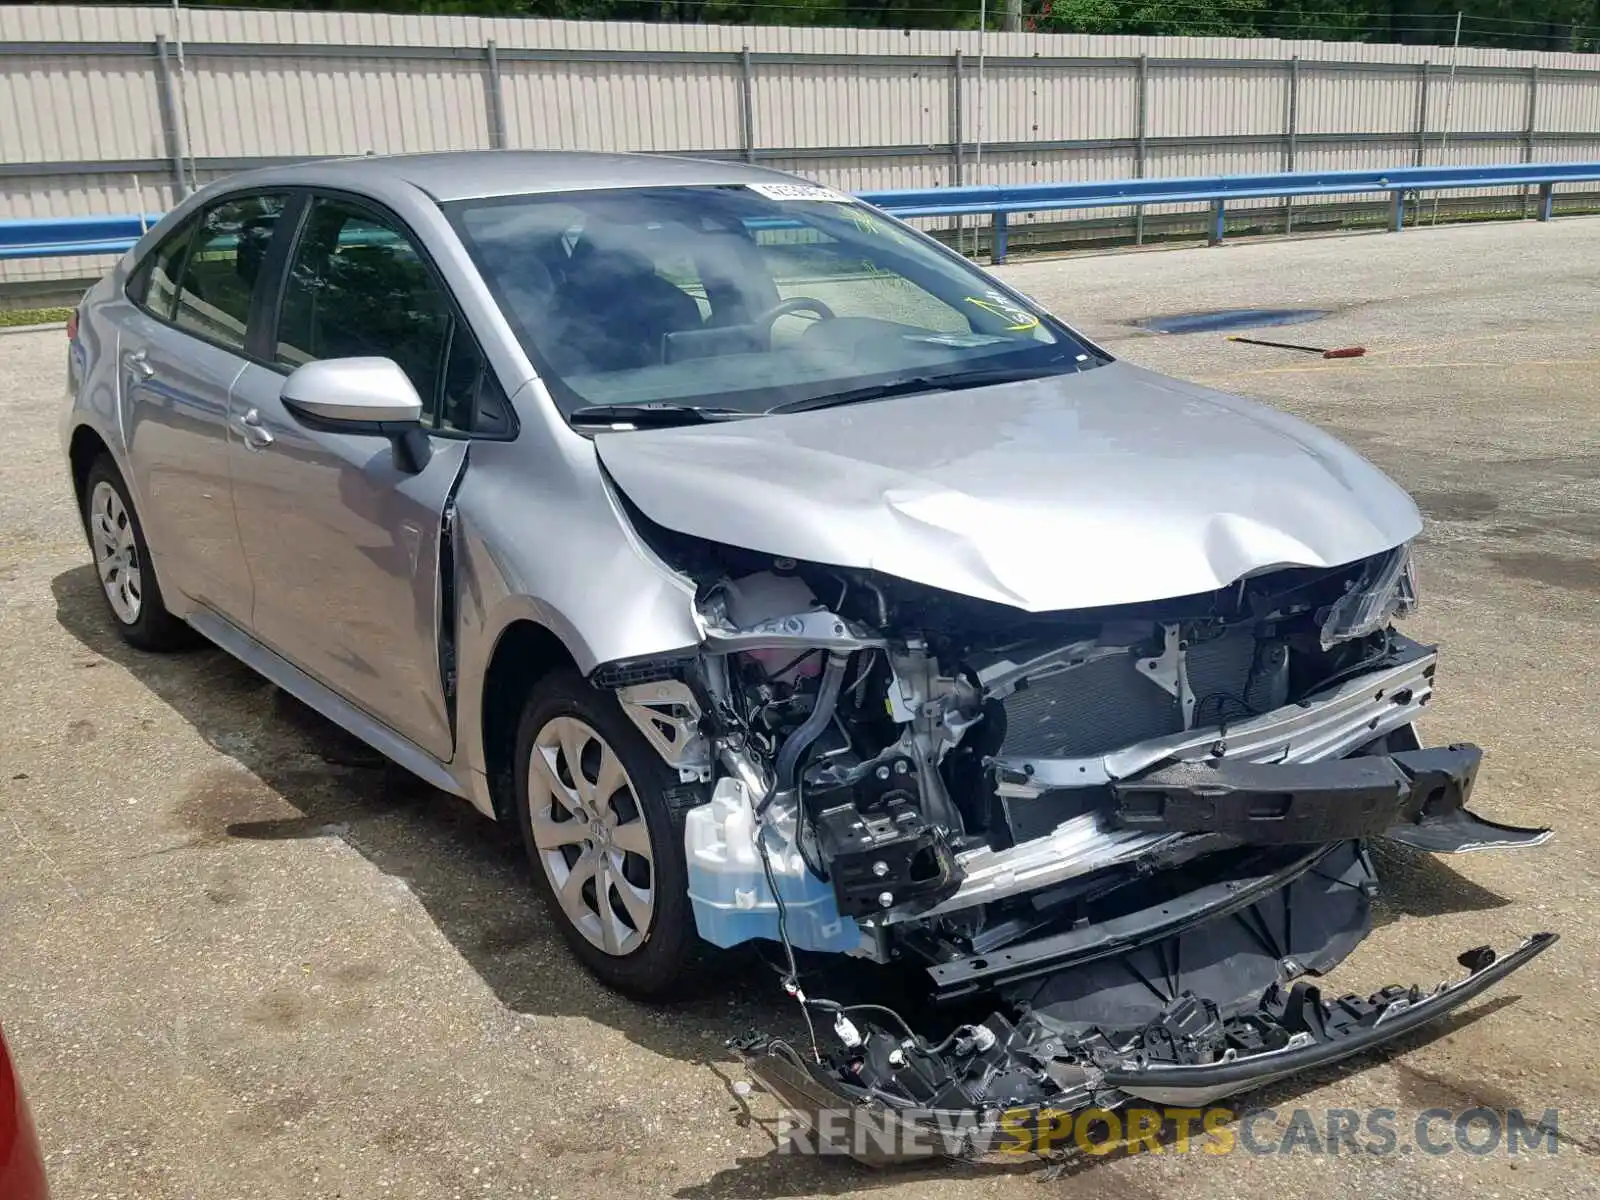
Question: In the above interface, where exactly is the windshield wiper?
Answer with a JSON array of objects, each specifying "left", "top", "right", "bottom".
[
  {"left": 767, "top": 364, "right": 1078, "bottom": 415},
  {"left": 568, "top": 403, "right": 751, "bottom": 428}
]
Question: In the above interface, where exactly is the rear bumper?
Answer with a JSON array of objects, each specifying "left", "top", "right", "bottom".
[{"left": 734, "top": 932, "right": 1558, "bottom": 1164}]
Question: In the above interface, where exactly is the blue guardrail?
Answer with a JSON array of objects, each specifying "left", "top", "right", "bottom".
[
  {"left": 860, "top": 161, "right": 1600, "bottom": 260},
  {"left": 0, "top": 213, "right": 167, "bottom": 263},
  {"left": 3, "top": 162, "right": 1598, "bottom": 265}
]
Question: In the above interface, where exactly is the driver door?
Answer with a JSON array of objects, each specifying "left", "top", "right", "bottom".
[{"left": 228, "top": 194, "right": 502, "bottom": 760}]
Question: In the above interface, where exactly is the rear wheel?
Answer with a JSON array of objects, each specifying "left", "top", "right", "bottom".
[
  {"left": 81, "top": 456, "right": 191, "bottom": 651},
  {"left": 513, "top": 670, "right": 704, "bottom": 997}
]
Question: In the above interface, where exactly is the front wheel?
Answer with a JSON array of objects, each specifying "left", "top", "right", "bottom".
[{"left": 513, "top": 671, "right": 705, "bottom": 997}]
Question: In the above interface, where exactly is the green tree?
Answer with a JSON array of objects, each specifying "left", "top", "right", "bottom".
[{"left": 35, "top": 0, "right": 1600, "bottom": 49}]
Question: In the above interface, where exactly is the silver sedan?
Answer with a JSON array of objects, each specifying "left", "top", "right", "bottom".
[{"left": 63, "top": 151, "right": 1553, "bottom": 1156}]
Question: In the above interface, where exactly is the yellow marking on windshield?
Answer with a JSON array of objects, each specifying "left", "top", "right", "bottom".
[
  {"left": 964, "top": 295, "right": 1040, "bottom": 331},
  {"left": 845, "top": 205, "right": 920, "bottom": 247},
  {"left": 848, "top": 209, "right": 883, "bottom": 235}
]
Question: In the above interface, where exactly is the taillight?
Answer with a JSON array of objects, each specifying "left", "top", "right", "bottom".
[{"left": 66, "top": 310, "right": 79, "bottom": 341}]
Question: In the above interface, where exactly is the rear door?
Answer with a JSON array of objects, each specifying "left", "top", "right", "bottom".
[
  {"left": 120, "top": 192, "right": 289, "bottom": 623},
  {"left": 227, "top": 192, "right": 512, "bottom": 760}
]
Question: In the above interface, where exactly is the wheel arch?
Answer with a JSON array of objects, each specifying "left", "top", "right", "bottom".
[
  {"left": 67, "top": 423, "right": 113, "bottom": 511},
  {"left": 477, "top": 617, "right": 580, "bottom": 825}
]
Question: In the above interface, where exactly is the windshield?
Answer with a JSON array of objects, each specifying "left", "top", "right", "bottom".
[{"left": 443, "top": 183, "right": 1103, "bottom": 422}]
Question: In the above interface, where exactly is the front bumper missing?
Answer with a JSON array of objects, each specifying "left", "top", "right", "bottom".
[
  {"left": 899, "top": 645, "right": 1448, "bottom": 924},
  {"left": 924, "top": 841, "right": 1348, "bottom": 998},
  {"left": 995, "top": 640, "right": 1440, "bottom": 797},
  {"left": 890, "top": 735, "right": 1547, "bottom": 927},
  {"left": 1112, "top": 742, "right": 1551, "bottom": 850},
  {"left": 724, "top": 633, "right": 1554, "bottom": 1164},
  {"left": 733, "top": 932, "right": 1557, "bottom": 1164},
  {"left": 1113, "top": 742, "right": 1548, "bottom": 857},
  {"left": 1114, "top": 745, "right": 1488, "bottom": 842}
]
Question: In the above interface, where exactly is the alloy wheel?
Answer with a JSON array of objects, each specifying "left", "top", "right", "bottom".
[{"left": 526, "top": 715, "right": 656, "bottom": 956}]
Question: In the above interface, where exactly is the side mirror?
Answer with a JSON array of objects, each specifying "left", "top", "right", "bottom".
[
  {"left": 280, "top": 357, "right": 432, "bottom": 472},
  {"left": 281, "top": 357, "right": 423, "bottom": 425}
]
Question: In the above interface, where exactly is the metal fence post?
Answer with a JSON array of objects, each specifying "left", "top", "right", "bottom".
[
  {"left": 1208, "top": 198, "right": 1225, "bottom": 245},
  {"left": 1414, "top": 61, "right": 1431, "bottom": 167},
  {"left": 1284, "top": 56, "right": 1300, "bottom": 234},
  {"left": 153, "top": 34, "right": 191, "bottom": 200},
  {"left": 484, "top": 39, "right": 507, "bottom": 150},
  {"left": 952, "top": 50, "right": 967, "bottom": 253},
  {"left": 992, "top": 210, "right": 1008, "bottom": 263},
  {"left": 1134, "top": 54, "right": 1148, "bottom": 246},
  {"left": 1521, "top": 64, "right": 1539, "bottom": 217},
  {"left": 1538, "top": 181, "right": 1554, "bottom": 221},
  {"left": 951, "top": 51, "right": 965, "bottom": 186},
  {"left": 739, "top": 47, "right": 756, "bottom": 163},
  {"left": 1390, "top": 189, "right": 1406, "bottom": 231}
]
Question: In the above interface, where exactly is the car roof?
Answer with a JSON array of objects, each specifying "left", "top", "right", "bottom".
[{"left": 217, "top": 150, "right": 809, "bottom": 203}]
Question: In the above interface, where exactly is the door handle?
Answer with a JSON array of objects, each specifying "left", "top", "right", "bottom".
[
  {"left": 122, "top": 349, "right": 156, "bottom": 379},
  {"left": 234, "top": 407, "right": 275, "bottom": 451}
]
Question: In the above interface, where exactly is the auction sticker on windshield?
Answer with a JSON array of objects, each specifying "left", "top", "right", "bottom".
[{"left": 746, "top": 182, "right": 854, "bottom": 203}]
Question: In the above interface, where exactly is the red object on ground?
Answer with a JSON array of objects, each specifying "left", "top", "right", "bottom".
[
  {"left": 1319, "top": 346, "right": 1367, "bottom": 358},
  {"left": 0, "top": 1025, "right": 49, "bottom": 1200}
]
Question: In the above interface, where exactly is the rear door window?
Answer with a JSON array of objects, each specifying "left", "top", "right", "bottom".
[{"left": 171, "top": 194, "right": 287, "bottom": 353}]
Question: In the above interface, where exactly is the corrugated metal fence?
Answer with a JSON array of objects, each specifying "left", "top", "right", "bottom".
[{"left": 4, "top": 4, "right": 1600, "bottom": 290}]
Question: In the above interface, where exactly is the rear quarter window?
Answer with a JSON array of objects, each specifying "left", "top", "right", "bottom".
[{"left": 127, "top": 220, "right": 196, "bottom": 320}]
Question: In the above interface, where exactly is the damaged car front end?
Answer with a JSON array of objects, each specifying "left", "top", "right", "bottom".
[
  {"left": 441, "top": 173, "right": 1555, "bottom": 1163},
  {"left": 596, "top": 459, "right": 1553, "bottom": 1163},
  {"left": 583, "top": 487, "right": 1554, "bottom": 1161}
]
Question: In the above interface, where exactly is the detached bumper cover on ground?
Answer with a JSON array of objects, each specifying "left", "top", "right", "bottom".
[
  {"left": 734, "top": 931, "right": 1558, "bottom": 1164},
  {"left": 728, "top": 738, "right": 1556, "bottom": 1166},
  {"left": 713, "top": 668, "right": 1554, "bottom": 1164}
]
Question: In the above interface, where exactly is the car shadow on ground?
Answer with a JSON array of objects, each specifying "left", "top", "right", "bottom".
[
  {"left": 50, "top": 563, "right": 1522, "bottom": 1195},
  {"left": 50, "top": 563, "right": 819, "bottom": 1054},
  {"left": 1368, "top": 839, "right": 1509, "bottom": 926}
]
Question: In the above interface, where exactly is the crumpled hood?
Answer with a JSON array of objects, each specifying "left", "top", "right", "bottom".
[{"left": 595, "top": 360, "right": 1422, "bottom": 612}]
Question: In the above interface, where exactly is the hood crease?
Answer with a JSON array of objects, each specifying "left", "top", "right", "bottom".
[{"left": 595, "top": 361, "right": 1421, "bottom": 612}]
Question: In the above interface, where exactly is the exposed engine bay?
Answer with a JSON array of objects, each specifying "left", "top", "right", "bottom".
[{"left": 601, "top": 509, "right": 1555, "bottom": 1162}]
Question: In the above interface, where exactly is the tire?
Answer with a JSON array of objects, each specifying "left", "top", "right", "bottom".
[
  {"left": 513, "top": 669, "right": 706, "bottom": 998},
  {"left": 80, "top": 455, "right": 192, "bottom": 652}
]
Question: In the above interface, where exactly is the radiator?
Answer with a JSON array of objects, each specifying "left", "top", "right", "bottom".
[{"left": 998, "top": 627, "right": 1280, "bottom": 760}]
